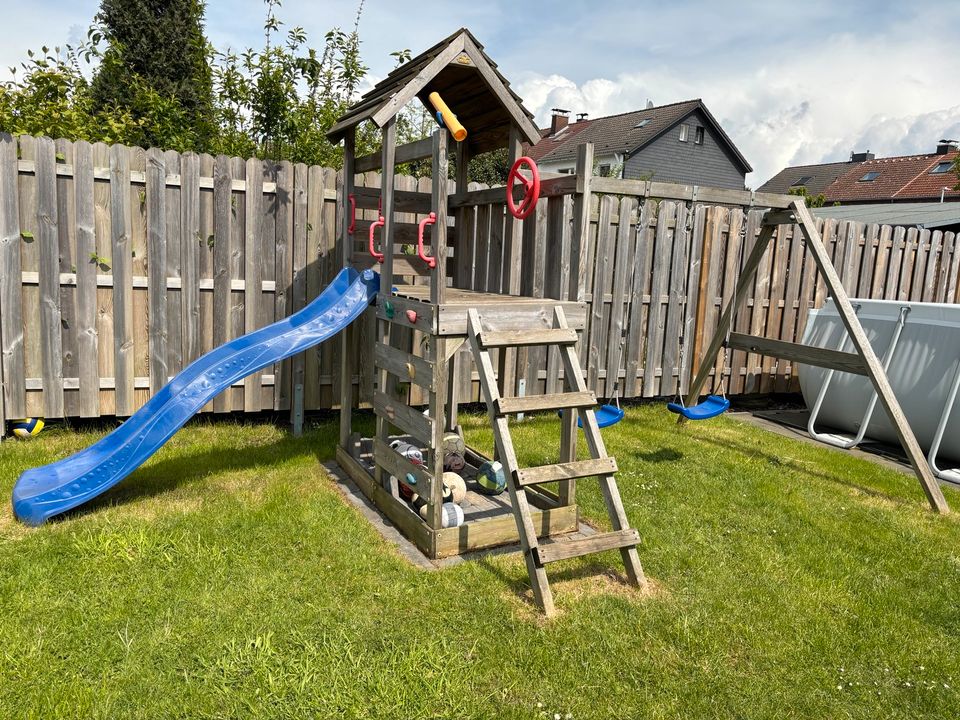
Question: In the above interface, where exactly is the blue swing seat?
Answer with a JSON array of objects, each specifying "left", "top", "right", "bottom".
[
  {"left": 558, "top": 404, "right": 625, "bottom": 428},
  {"left": 667, "top": 395, "right": 730, "bottom": 420},
  {"left": 584, "top": 404, "right": 625, "bottom": 429}
]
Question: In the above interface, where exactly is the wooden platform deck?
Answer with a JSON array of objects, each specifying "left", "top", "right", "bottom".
[
  {"left": 380, "top": 285, "right": 588, "bottom": 335},
  {"left": 336, "top": 436, "right": 579, "bottom": 559}
]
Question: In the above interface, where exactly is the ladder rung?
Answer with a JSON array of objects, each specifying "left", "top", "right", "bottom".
[
  {"left": 515, "top": 457, "right": 618, "bottom": 487},
  {"left": 479, "top": 328, "right": 578, "bottom": 348},
  {"left": 534, "top": 529, "right": 640, "bottom": 566},
  {"left": 496, "top": 391, "right": 596, "bottom": 415}
]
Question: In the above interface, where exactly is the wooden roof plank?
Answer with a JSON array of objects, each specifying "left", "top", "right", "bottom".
[
  {"left": 461, "top": 37, "right": 541, "bottom": 146},
  {"left": 369, "top": 35, "right": 468, "bottom": 129}
]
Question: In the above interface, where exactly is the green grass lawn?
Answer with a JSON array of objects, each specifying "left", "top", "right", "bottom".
[{"left": 2, "top": 405, "right": 959, "bottom": 719}]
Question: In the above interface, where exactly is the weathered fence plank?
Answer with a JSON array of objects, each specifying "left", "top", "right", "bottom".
[
  {"left": 8, "top": 135, "right": 960, "bottom": 424},
  {"left": 109, "top": 143, "right": 135, "bottom": 415},
  {"left": 212, "top": 155, "right": 233, "bottom": 412},
  {"left": 244, "top": 157, "right": 263, "bottom": 412},
  {"left": 146, "top": 148, "right": 168, "bottom": 394},
  {"left": 0, "top": 134, "right": 26, "bottom": 419}
]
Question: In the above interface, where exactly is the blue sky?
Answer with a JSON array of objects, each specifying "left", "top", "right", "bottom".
[{"left": 5, "top": 0, "right": 960, "bottom": 185}]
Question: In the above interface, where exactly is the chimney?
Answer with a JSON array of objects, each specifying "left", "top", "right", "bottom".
[
  {"left": 850, "top": 150, "right": 875, "bottom": 162},
  {"left": 937, "top": 139, "right": 959, "bottom": 155},
  {"left": 576, "top": 112, "right": 588, "bottom": 123},
  {"left": 550, "top": 108, "right": 570, "bottom": 135}
]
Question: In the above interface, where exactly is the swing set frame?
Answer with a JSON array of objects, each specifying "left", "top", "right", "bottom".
[{"left": 682, "top": 199, "right": 950, "bottom": 514}]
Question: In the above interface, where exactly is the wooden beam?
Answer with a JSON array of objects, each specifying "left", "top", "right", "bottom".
[
  {"left": 480, "top": 328, "right": 578, "bottom": 348},
  {"left": 684, "top": 224, "right": 776, "bottom": 408},
  {"left": 461, "top": 37, "right": 542, "bottom": 145},
  {"left": 354, "top": 137, "right": 435, "bottom": 173},
  {"left": 534, "top": 529, "right": 639, "bottom": 566},
  {"left": 496, "top": 391, "right": 596, "bottom": 415},
  {"left": 370, "top": 35, "right": 467, "bottom": 128},
  {"left": 588, "top": 177, "right": 792, "bottom": 209},
  {"left": 727, "top": 333, "right": 868, "bottom": 375},
  {"left": 515, "top": 457, "right": 618, "bottom": 487},
  {"left": 339, "top": 128, "right": 356, "bottom": 448},
  {"left": 790, "top": 199, "right": 950, "bottom": 514}
]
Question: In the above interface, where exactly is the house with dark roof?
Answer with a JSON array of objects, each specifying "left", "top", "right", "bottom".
[
  {"left": 759, "top": 141, "right": 960, "bottom": 204},
  {"left": 526, "top": 99, "right": 752, "bottom": 190}
]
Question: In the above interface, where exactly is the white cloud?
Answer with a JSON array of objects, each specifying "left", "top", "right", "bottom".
[{"left": 515, "top": 20, "right": 960, "bottom": 186}]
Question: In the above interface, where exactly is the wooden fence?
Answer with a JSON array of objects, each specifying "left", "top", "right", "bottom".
[{"left": 1, "top": 133, "right": 959, "bottom": 432}]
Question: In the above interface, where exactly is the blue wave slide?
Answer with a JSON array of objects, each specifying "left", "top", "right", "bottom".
[{"left": 13, "top": 267, "right": 379, "bottom": 525}]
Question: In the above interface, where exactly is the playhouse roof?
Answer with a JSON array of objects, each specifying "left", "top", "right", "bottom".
[{"left": 327, "top": 28, "right": 542, "bottom": 154}]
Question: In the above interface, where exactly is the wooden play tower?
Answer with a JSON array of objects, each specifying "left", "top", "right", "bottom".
[{"left": 327, "top": 29, "right": 644, "bottom": 614}]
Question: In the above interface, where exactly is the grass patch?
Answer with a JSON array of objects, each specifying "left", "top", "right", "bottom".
[{"left": 1, "top": 406, "right": 959, "bottom": 718}]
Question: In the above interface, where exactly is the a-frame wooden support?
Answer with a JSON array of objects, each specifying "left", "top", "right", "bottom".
[
  {"left": 684, "top": 199, "right": 950, "bottom": 514},
  {"left": 468, "top": 307, "right": 645, "bottom": 616}
]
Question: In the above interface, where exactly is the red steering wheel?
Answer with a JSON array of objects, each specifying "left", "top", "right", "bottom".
[{"left": 507, "top": 156, "right": 540, "bottom": 220}]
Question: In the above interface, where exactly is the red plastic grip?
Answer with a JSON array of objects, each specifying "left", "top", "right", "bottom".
[
  {"left": 348, "top": 193, "right": 356, "bottom": 234},
  {"left": 417, "top": 212, "right": 437, "bottom": 268},
  {"left": 368, "top": 215, "right": 385, "bottom": 263}
]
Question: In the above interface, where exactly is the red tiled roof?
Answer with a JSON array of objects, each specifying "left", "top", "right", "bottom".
[
  {"left": 824, "top": 154, "right": 956, "bottom": 202},
  {"left": 763, "top": 150, "right": 959, "bottom": 203},
  {"left": 524, "top": 119, "right": 594, "bottom": 162},
  {"left": 896, "top": 152, "right": 960, "bottom": 201}
]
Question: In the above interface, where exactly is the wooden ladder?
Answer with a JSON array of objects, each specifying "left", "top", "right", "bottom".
[{"left": 467, "top": 306, "right": 645, "bottom": 616}]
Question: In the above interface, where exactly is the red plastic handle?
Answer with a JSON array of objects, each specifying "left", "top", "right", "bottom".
[
  {"left": 506, "top": 156, "right": 541, "bottom": 220},
  {"left": 368, "top": 215, "right": 385, "bottom": 263},
  {"left": 348, "top": 193, "right": 356, "bottom": 234},
  {"left": 417, "top": 212, "right": 437, "bottom": 268}
]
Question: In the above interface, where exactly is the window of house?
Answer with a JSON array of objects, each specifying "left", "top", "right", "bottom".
[
  {"left": 791, "top": 175, "right": 813, "bottom": 187},
  {"left": 931, "top": 161, "right": 953, "bottom": 174},
  {"left": 634, "top": 118, "right": 650, "bottom": 129},
  {"left": 598, "top": 164, "right": 611, "bottom": 177},
  {"left": 678, "top": 123, "right": 689, "bottom": 142},
  {"left": 558, "top": 168, "right": 574, "bottom": 175},
  {"left": 694, "top": 126, "right": 704, "bottom": 145},
  {"left": 858, "top": 171, "right": 880, "bottom": 182}
]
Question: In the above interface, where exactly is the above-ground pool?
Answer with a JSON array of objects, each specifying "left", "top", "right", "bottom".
[{"left": 798, "top": 299, "right": 960, "bottom": 469}]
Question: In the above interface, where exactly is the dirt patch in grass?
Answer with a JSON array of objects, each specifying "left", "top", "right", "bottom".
[{"left": 499, "top": 554, "right": 666, "bottom": 622}]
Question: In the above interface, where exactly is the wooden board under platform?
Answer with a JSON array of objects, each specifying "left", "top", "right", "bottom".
[
  {"left": 336, "top": 436, "right": 579, "bottom": 559},
  {"left": 380, "top": 284, "right": 587, "bottom": 335}
]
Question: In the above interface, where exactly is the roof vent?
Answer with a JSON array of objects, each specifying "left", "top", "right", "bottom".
[
  {"left": 850, "top": 150, "right": 875, "bottom": 162},
  {"left": 576, "top": 113, "right": 588, "bottom": 122},
  {"left": 646, "top": 99, "right": 654, "bottom": 109},
  {"left": 937, "top": 139, "right": 959, "bottom": 155}
]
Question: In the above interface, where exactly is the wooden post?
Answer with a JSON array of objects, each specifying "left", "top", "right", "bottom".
[
  {"left": 374, "top": 119, "right": 398, "bottom": 488},
  {"left": 570, "top": 143, "right": 595, "bottom": 303},
  {"left": 790, "top": 200, "right": 949, "bottom": 514},
  {"left": 427, "top": 336, "right": 449, "bottom": 532},
  {"left": 683, "top": 223, "right": 776, "bottom": 410},
  {"left": 497, "top": 126, "right": 525, "bottom": 398},
  {"left": 339, "top": 129, "right": 356, "bottom": 448}
]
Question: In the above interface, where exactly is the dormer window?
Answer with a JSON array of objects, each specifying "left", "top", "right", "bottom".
[
  {"left": 859, "top": 171, "right": 880, "bottom": 182},
  {"left": 931, "top": 161, "right": 953, "bottom": 174}
]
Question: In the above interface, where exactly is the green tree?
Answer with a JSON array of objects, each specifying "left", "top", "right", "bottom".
[
  {"left": 0, "top": 45, "right": 141, "bottom": 143},
  {"left": 90, "top": 0, "right": 215, "bottom": 148},
  {"left": 212, "top": 0, "right": 374, "bottom": 166},
  {"left": 788, "top": 185, "right": 828, "bottom": 208}
]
